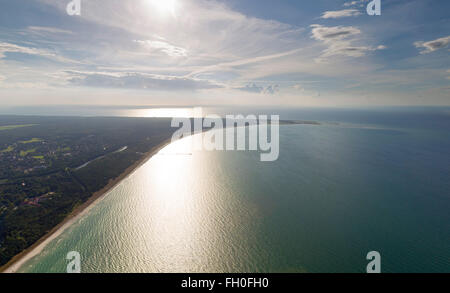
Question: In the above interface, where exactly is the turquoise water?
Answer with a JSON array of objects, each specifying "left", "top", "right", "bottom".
[{"left": 17, "top": 111, "right": 450, "bottom": 273}]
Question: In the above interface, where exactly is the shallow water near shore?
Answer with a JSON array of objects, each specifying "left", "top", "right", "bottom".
[{"left": 15, "top": 109, "right": 450, "bottom": 273}]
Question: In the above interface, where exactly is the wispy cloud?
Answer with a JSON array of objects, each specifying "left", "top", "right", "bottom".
[
  {"left": 344, "top": 1, "right": 358, "bottom": 7},
  {"left": 235, "top": 83, "right": 280, "bottom": 94},
  {"left": 0, "top": 42, "right": 54, "bottom": 59},
  {"left": 292, "top": 84, "right": 305, "bottom": 91},
  {"left": 343, "top": 0, "right": 368, "bottom": 8},
  {"left": 134, "top": 39, "right": 188, "bottom": 57},
  {"left": 0, "top": 41, "right": 80, "bottom": 64},
  {"left": 27, "top": 26, "right": 73, "bottom": 35},
  {"left": 310, "top": 25, "right": 385, "bottom": 60},
  {"left": 187, "top": 48, "right": 303, "bottom": 78},
  {"left": 321, "top": 9, "right": 362, "bottom": 19},
  {"left": 65, "top": 70, "right": 223, "bottom": 91},
  {"left": 311, "top": 25, "right": 361, "bottom": 41},
  {"left": 414, "top": 36, "right": 450, "bottom": 54},
  {"left": 32, "top": 0, "right": 305, "bottom": 90}
]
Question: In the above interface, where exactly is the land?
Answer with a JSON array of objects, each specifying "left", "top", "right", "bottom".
[
  {"left": 0, "top": 116, "right": 175, "bottom": 268},
  {"left": 1, "top": 136, "right": 172, "bottom": 273},
  {"left": 0, "top": 125, "right": 36, "bottom": 131}
]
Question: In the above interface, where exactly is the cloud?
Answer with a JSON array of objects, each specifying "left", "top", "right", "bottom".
[
  {"left": 235, "top": 83, "right": 279, "bottom": 94},
  {"left": 321, "top": 9, "right": 362, "bottom": 19},
  {"left": 311, "top": 24, "right": 361, "bottom": 41},
  {"left": 0, "top": 81, "right": 50, "bottom": 89},
  {"left": 344, "top": 1, "right": 359, "bottom": 7},
  {"left": 323, "top": 45, "right": 384, "bottom": 58},
  {"left": 264, "top": 84, "right": 280, "bottom": 94},
  {"left": 31, "top": 0, "right": 308, "bottom": 89},
  {"left": 414, "top": 36, "right": 450, "bottom": 54},
  {"left": 27, "top": 26, "right": 73, "bottom": 35},
  {"left": 65, "top": 71, "right": 223, "bottom": 91},
  {"left": 343, "top": 0, "right": 368, "bottom": 8},
  {"left": 310, "top": 25, "right": 385, "bottom": 60},
  {"left": 134, "top": 39, "right": 188, "bottom": 57},
  {"left": 0, "top": 42, "right": 79, "bottom": 64},
  {"left": 0, "top": 42, "right": 55, "bottom": 59},
  {"left": 3, "top": 0, "right": 445, "bottom": 107},
  {"left": 187, "top": 48, "right": 303, "bottom": 78},
  {"left": 236, "top": 83, "right": 264, "bottom": 93},
  {"left": 37, "top": 0, "right": 304, "bottom": 64}
]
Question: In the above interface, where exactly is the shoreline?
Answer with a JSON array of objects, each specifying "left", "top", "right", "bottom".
[
  {"left": 0, "top": 122, "right": 310, "bottom": 273},
  {"left": 0, "top": 138, "right": 173, "bottom": 273}
]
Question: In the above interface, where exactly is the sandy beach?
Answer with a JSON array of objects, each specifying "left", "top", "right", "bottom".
[{"left": 0, "top": 138, "right": 172, "bottom": 273}]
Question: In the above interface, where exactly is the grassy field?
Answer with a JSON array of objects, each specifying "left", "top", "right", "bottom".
[
  {"left": 20, "top": 148, "right": 37, "bottom": 157},
  {"left": 19, "top": 138, "right": 43, "bottom": 144},
  {"left": 0, "top": 145, "right": 14, "bottom": 153},
  {"left": 0, "top": 124, "right": 36, "bottom": 131}
]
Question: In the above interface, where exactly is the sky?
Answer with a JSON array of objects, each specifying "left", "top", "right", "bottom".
[{"left": 0, "top": 0, "right": 449, "bottom": 107}]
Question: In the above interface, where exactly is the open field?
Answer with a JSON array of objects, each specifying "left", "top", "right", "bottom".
[
  {"left": 19, "top": 148, "right": 37, "bottom": 157},
  {"left": 0, "top": 146, "right": 14, "bottom": 153},
  {"left": 0, "top": 124, "right": 36, "bottom": 131},
  {"left": 20, "top": 138, "right": 43, "bottom": 144}
]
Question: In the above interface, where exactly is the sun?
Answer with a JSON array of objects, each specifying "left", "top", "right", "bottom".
[{"left": 147, "top": 0, "right": 178, "bottom": 17}]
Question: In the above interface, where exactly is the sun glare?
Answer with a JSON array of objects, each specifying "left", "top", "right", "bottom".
[{"left": 147, "top": 0, "right": 178, "bottom": 17}]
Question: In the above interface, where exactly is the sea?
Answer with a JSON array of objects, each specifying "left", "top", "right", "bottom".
[{"left": 2, "top": 106, "right": 448, "bottom": 273}]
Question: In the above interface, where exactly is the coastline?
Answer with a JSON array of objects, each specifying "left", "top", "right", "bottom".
[
  {"left": 0, "top": 138, "right": 173, "bottom": 273},
  {"left": 0, "top": 122, "right": 313, "bottom": 273}
]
